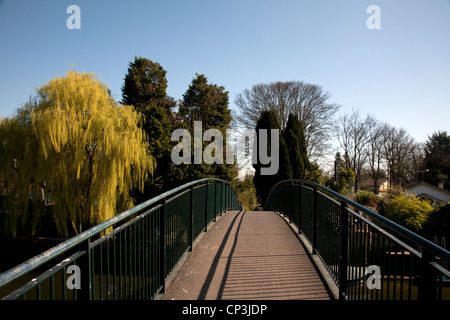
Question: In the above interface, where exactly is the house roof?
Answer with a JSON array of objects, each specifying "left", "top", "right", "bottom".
[{"left": 404, "top": 181, "right": 450, "bottom": 195}]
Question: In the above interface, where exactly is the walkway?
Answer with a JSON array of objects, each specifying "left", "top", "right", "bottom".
[{"left": 162, "top": 210, "right": 333, "bottom": 300}]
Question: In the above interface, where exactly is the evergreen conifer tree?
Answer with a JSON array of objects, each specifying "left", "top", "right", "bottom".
[
  {"left": 283, "top": 113, "right": 311, "bottom": 179},
  {"left": 253, "top": 110, "right": 291, "bottom": 205},
  {"left": 121, "top": 57, "right": 176, "bottom": 195},
  {"left": 177, "top": 74, "right": 235, "bottom": 182}
]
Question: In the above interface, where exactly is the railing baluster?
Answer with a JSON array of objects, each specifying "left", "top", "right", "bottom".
[
  {"left": 312, "top": 185, "right": 318, "bottom": 253},
  {"left": 205, "top": 183, "right": 209, "bottom": 231},
  {"left": 159, "top": 197, "right": 166, "bottom": 294},
  {"left": 298, "top": 183, "right": 302, "bottom": 233},
  {"left": 189, "top": 185, "right": 194, "bottom": 251},
  {"left": 339, "top": 201, "right": 349, "bottom": 300},
  {"left": 119, "top": 229, "right": 123, "bottom": 300},
  {"left": 50, "top": 274, "right": 55, "bottom": 300},
  {"left": 62, "top": 266, "right": 67, "bottom": 300},
  {"left": 99, "top": 243, "right": 103, "bottom": 300},
  {"left": 3, "top": 178, "right": 448, "bottom": 301}
]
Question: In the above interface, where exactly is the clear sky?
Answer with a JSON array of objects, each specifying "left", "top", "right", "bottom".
[{"left": 0, "top": 0, "right": 449, "bottom": 144}]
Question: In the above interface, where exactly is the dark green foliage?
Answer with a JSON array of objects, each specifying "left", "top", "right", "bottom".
[
  {"left": 142, "top": 105, "right": 174, "bottom": 189},
  {"left": 121, "top": 57, "right": 176, "bottom": 198},
  {"left": 178, "top": 73, "right": 232, "bottom": 132},
  {"left": 175, "top": 73, "right": 236, "bottom": 183},
  {"left": 124, "top": 67, "right": 236, "bottom": 193},
  {"left": 122, "top": 56, "right": 169, "bottom": 109},
  {"left": 283, "top": 113, "right": 311, "bottom": 179},
  {"left": 277, "top": 133, "right": 293, "bottom": 182},
  {"left": 325, "top": 153, "right": 355, "bottom": 197},
  {"left": 232, "top": 176, "right": 257, "bottom": 211},
  {"left": 422, "top": 202, "right": 450, "bottom": 243},
  {"left": 355, "top": 189, "right": 378, "bottom": 207},
  {"left": 253, "top": 110, "right": 291, "bottom": 205},
  {"left": 424, "top": 131, "right": 450, "bottom": 190}
]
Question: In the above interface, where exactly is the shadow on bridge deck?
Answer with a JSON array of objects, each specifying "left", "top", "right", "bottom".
[{"left": 162, "top": 210, "right": 334, "bottom": 300}]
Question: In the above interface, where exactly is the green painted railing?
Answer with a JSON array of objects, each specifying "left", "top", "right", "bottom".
[
  {"left": 265, "top": 179, "right": 450, "bottom": 300},
  {"left": 0, "top": 178, "right": 241, "bottom": 300}
]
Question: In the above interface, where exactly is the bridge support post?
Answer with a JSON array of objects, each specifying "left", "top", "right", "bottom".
[{"left": 339, "top": 201, "right": 349, "bottom": 300}]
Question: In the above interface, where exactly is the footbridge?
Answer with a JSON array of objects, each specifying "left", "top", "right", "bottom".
[{"left": 1, "top": 179, "right": 449, "bottom": 300}]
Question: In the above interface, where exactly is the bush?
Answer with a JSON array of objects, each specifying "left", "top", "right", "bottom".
[
  {"left": 355, "top": 190, "right": 378, "bottom": 207},
  {"left": 422, "top": 202, "right": 450, "bottom": 242},
  {"left": 384, "top": 191, "right": 434, "bottom": 233},
  {"left": 232, "top": 177, "right": 258, "bottom": 211},
  {"left": 324, "top": 168, "right": 355, "bottom": 197}
]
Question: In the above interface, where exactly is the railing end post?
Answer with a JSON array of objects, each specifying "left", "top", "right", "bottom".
[{"left": 419, "top": 249, "right": 438, "bottom": 301}]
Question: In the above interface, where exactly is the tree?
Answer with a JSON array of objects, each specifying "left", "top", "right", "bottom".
[
  {"left": 178, "top": 73, "right": 232, "bottom": 132},
  {"left": 325, "top": 152, "right": 355, "bottom": 197},
  {"left": 1, "top": 70, "right": 154, "bottom": 237},
  {"left": 176, "top": 74, "right": 235, "bottom": 182},
  {"left": 283, "top": 113, "right": 311, "bottom": 179},
  {"left": 253, "top": 110, "right": 291, "bottom": 205},
  {"left": 121, "top": 57, "right": 175, "bottom": 194},
  {"left": 0, "top": 111, "right": 36, "bottom": 236},
  {"left": 277, "top": 131, "right": 293, "bottom": 183},
  {"left": 381, "top": 123, "right": 416, "bottom": 187},
  {"left": 122, "top": 56, "right": 170, "bottom": 109},
  {"left": 234, "top": 81, "right": 340, "bottom": 162},
  {"left": 336, "top": 110, "right": 371, "bottom": 192},
  {"left": 366, "top": 116, "right": 386, "bottom": 193},
  {"left": 424, "top": 131, "right": 450, "bottom": 189},
  {"left": 422, "top": 203, "right": 450, "bottom": 242}
]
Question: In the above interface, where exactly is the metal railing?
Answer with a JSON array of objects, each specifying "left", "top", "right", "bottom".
[
  {"left": 265, "top": 179, "right": 450, "bottom": 300},
  {"left": 0, "top": 178, "right": 241, "bottom": 300}
]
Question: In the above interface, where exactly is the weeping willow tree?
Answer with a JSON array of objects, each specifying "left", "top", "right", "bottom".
[
  {"left": 0, "top": 70, "right": 154, "bottom": 237},
  {"left": 0, "top": 110, "right": 36, "bottom": 237}
]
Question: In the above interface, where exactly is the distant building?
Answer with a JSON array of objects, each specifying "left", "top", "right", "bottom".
[
  {"left": 358, "top": 177, "right": 388, "bottom": 194},
  {"left": 405, "top": 181, "right": 450, "bottom": 206},
  {"left": 379, "top": 180, "right": 391, "bottom": 193}
]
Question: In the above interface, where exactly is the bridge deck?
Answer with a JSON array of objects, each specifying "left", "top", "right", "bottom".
[{"left": 162, "top": 210, "right": 333, "bottom": 300}]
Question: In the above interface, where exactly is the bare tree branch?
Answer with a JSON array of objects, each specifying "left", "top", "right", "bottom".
[{"left": 234, "top": 81, "right": 340, "bottom": 163}]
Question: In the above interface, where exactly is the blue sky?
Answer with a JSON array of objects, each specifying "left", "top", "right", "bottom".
[{"left": 0, "top": 0, "right": 449, "bottom": 144}]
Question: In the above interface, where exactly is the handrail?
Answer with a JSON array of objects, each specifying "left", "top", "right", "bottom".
[
  {"left": 265, "top": 179, "right": 450, "bottom": 300},
  {"left": 265, "top": 179, "right": 450, "bottom": 262},
  {"left": 0, "top": 178, "right": 239, "bottom": 290}
]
